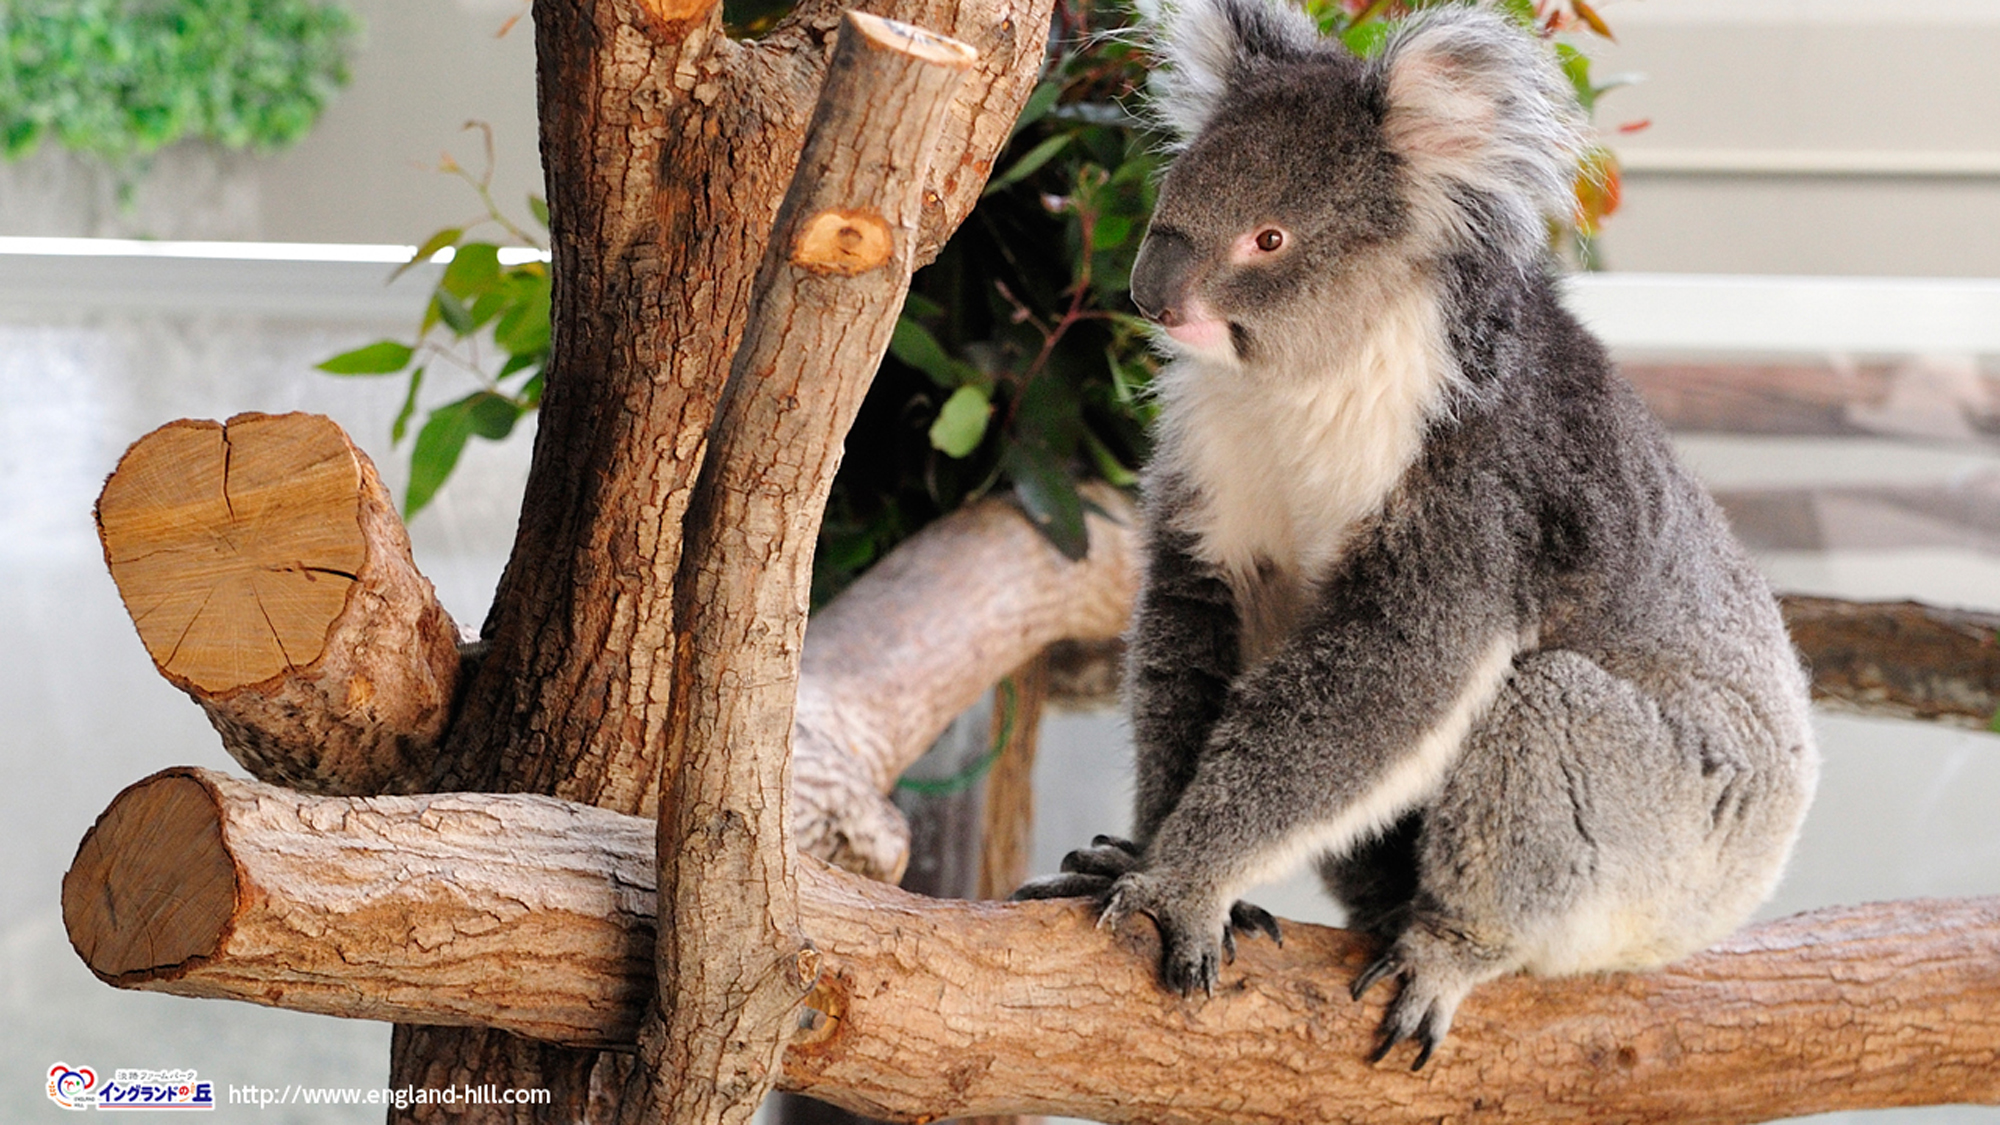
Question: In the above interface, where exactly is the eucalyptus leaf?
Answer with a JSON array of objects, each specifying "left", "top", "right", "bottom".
[
  {"left": 316, "top": 339, "right": 413, "bottom": 375},
  {"left": 441, "top": 242, "right": 502, "bottom": 299},
  {"left": 394, "top": 227, "right": 461, "bottom": 281},
  {"left": 406, "top": 391, "right": 519, "bottom": 516},
  {"left": 929, "top": 385, "right": 993, "bottom": 458},
  {"left": 434, "top": 289, "right": 475, "bottom": 336},
  {"left": 985, "top": 133, "right": 1072, "bottom": 196},
  {"left": 1004, "top": 443, "right": 1089, "bottom": 561},
  {"left": 391, "top": 365, "right": 425, "bottom": 445},
  {"left": 890, "top": 317, "right": 983, "bottom": 389}
]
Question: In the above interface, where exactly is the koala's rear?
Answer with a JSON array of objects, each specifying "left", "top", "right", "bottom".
[{"left": 1015, "top": 0, "right": 1819, "bottom": 1068}]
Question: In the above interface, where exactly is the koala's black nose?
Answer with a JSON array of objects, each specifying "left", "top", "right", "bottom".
[{"left": 1131, "top": 227, "right": 1198, "bottom": 327}]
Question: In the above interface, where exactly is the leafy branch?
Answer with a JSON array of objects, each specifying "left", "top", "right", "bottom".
[{"left": 316, "top": 124, "right": 549, "bottom": 518}]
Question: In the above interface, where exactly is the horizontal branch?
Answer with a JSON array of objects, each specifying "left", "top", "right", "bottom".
[
  {"left": 66, "top": 769, "right": 2000, "bottom": 1123},
  {"left": 1780, "top": 595, "right": 2000, "bottom": 727},
  {"left": 1627, "top": 358, "right": 2000, "bottom": 444},
  {"left": 1039, "top": 594, "right": 2000, "bottom": 729}
]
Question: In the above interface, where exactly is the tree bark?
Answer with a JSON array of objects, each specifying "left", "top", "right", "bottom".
[
  {"left": 94, "top": 412, "right": 460, "bottom": 794},
  {"left": 636, "top": 13, "right": 975, "bottom": 1125},
  {"left": 388, "top": 0, "right": 1058, "bottom": 1110},
  {"left": 1780, "top": 594, "right": 2000, "bottom": 727},
  {"left": 67, "top": 768, "right": 2000, "bottom": 1125}
]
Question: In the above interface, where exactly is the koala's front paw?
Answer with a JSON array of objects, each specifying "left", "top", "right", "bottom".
[
  {"left": 1099, "top": 872, "right": 1227, "bottom": 998},
  {"left": 1011, "top": 835, "right": 1144, "bottom": 902}
]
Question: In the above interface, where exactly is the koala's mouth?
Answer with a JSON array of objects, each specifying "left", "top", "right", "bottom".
[{"left": 1163, "top": 316, "right": 1231, "bottom": 351}]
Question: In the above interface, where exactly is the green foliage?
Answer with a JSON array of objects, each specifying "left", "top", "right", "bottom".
[
  {"left": 316, "top": 127, "right": 547, "bottom": 519},
  {"left": 323, "top": 2, "right": 1626, "bottom": 594},
  {"left": 0, "top": 0, "right": 356, "bottom": 167}
]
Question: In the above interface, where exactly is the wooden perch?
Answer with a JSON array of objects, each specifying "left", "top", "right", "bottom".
[
  {"left": 1627, "top": 358, "right": 2000, "bottom": 444},
  {"left": 67, "top": 769, "right": 2000, "bottom": 1125},
  {"left": 1781, "top": 594, "right": 2000, "bottom": 727},
  {"left": 95, "top": 413, "right": 459, "bottom": 794}
]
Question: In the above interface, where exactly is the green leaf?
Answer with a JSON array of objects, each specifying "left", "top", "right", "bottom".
[
  {"left": 889, "top": 317, "right": 983, "bottom": 389},
  {"left": 902, "top": 291, "right": 946, "bottom": 320},
  {"left": 527, "top": 194, "right": 550, "bottom": 229},
  {"left": 316, "top": 339, "right": 413, "bottom": 375},
  {"left": 406, "top": 391, "right": 521, "bottom": 517},
  {"left": 393, "top": 227, "right": 461, "bottom": 281},
  {"left": 498, "top": 351, "right": 539, "bottom": 380},
  {"left": 441, "top": 242, "right": 502, "bottom": 298},
  {"left": 1009, "top": 79, "right": 1063, "bottom": 139},
  {"left": 391, "top": 365, "right": 425, "bottom": 445},
  {"left": 985, "top": 133, "right": 1072, "bottom": 196},
  {"left": 1083, "top": 429, "right": 1139, "bottom": 488},
  {"left": 1338, "top": 20, "right": 1392, "bottom": 58},
  {"left": 1005, "top": 442, "right": 1089, "bottom": 561},
  {"left": 929, "top": 385, "right": 993, "bottom": 458},
  {"left": 434, "top": 289, "right": 476, "bottom": 336},
  {"left": 1093, "top": 213, "right": 1134, "bottom": 251},
  {"left": 1556, "top": 44, "right": 1596, "bottom": 114},
  {"left": 494, "top": 273, "right": 552, "bottom": 356}
]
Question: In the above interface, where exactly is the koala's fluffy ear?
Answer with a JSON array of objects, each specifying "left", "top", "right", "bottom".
[
  {"left": 1377, "top": 6, "right": 1586, "bottom": 263},
  {"left": 1146, "top": 0, "right": 1320, "bottom": 141}
]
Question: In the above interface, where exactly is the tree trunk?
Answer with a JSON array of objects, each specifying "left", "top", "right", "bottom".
[
  {"left": 385, "top": 0, "right": 1058, "bottom": 1114},
  {"left": 67, "top": 768, "right": 2000, "bottom": 1125}
]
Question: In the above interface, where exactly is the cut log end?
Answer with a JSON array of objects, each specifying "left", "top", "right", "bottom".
[
  {"left": 63, "top": 770, "right": 235, "bottom": 984},
  {"left": 846, "top": 12, "right": 979, "bottom": 68},
  {"left": 96, "top": 412, "right": 459, "bottom": 795},
  {"left": 97, "top": 413, "right": 365, "bottom": 692}
]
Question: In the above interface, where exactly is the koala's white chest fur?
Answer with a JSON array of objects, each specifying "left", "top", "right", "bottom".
[{"left": 1155, "top": 285, "right": 1454, "bottom": 665}]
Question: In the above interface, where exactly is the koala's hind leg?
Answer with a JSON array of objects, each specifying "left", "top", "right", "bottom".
[{"left": 1358, "top": 649, "right": 1721, "bottom": 1069}]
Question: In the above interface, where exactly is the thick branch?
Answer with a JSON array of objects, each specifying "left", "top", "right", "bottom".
[
  {"left": 647, "top": 15, "right": 977, "bottom": 1125},
  {"left": 792, "top": 488, "right": 1135, "bottom": 880},
  {"left": 1626, "top": 359, "right": 2000, "bottom": 444},
  {"left": 95, "top": 413, "right": 459, "bottom": 794},
  {"left": 67, "top": 770, "right": 2000, "bottom": 1125},
  {"left": 1780, "top": 594, "right": 2000, "bottom": 727}
]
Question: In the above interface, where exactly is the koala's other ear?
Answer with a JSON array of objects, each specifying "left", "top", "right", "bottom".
[
  {"left": 1377, "top": 6, "right": 1586, "bottom": 263},
  {"left": 1147, "top": 0, "right": 1320, "bottom": 142}
]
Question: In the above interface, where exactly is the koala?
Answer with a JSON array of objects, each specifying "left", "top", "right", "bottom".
[{"left": 1013, "top": 0, "right": 1819, "bottom": 1069}]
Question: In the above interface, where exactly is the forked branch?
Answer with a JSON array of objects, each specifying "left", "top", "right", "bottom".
[{"left": 644, "top": 13, "right": 978, "bottom": 1124}]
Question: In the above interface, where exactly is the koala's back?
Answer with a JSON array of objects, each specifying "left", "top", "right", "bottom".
[{"left": 1301, "top": 259, "right": 1818, "bottom": 972}]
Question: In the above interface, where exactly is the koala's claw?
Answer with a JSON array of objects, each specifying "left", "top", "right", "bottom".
[
  {"left": 1098, "top": 872, "right": 1222, "bottom": 997},
  {"left": 1062, "top": 837, "right": 1146, "bottom": 879},
  {"left": 1230, "top": 901, "right": 1283, "bottom": 948},
  {"left": 1010, "top": 871, "right": 1112, "bottom": 901},
  {"left": 1350, "top": 949, "right": 1403, "bottom": 1001},
  {"left": 1354, "top": 931, "right": 1482, "bottom": 1071},
  {"left": 1371, "top": 983, "right": 1451, "bottom": 1071}
]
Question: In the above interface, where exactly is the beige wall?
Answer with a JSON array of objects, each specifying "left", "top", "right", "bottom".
[
  {"left": 3, "top": 0, "right": 1996, "bottom": 279},
  {"left": 1585, "top": 1, "right": 2000, "bottom": 276}
]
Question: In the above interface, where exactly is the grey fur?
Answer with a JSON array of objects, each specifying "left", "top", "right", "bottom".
[{"left": 1014, "top": 0, "right": 1817, "bottom": 1068}]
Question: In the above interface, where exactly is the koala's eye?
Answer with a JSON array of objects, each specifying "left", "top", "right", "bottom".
[{"left": 1254, "top": 228, "right": 1285, "bottom": 253}]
